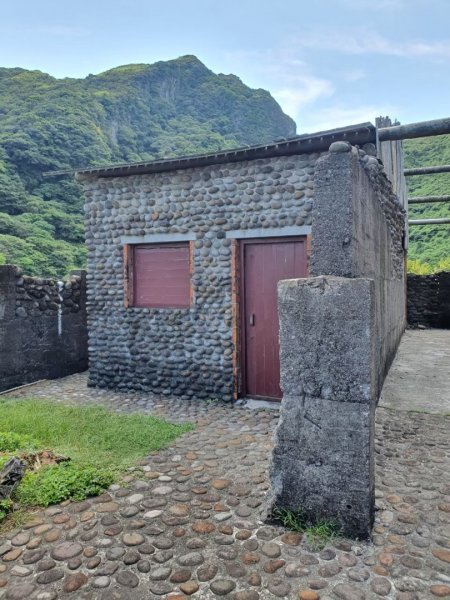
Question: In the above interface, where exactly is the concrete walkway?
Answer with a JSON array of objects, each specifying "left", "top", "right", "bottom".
[
  {"left": 0, "top": 330, "right": 449, "bottom": 599},
  {"left": 380, "top": 329, "right": 450, "bottom": 414}
]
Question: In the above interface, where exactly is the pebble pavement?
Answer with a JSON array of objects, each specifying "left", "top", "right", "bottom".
[{"left": 0, "top": 332, "right": 449, "bottom": 599}]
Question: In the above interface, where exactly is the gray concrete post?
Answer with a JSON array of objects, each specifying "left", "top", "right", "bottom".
[{"left": 270, "top": 276, "right": 376, "bottom": 539}]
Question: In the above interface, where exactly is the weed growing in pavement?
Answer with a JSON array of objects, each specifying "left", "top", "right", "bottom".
[{"left": 272, "top": 506, "right": 342, "bottom": 550}]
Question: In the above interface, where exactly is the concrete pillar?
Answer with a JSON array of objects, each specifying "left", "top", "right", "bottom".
[{"left": 270, "top": 276, "right": 375, "bottom": 539}]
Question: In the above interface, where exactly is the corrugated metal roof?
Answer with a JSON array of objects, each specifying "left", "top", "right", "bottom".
[{"left": 44, "top": 122, "right": 376, "bottom": 179}]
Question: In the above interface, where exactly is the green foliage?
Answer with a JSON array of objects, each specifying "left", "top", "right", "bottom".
[
  {"left": 272, "top": 506, "right": 342, "bottom": 549},
  {"left": 16, "top": 463, "right": 115, "bottom": 507},
  {"left": 0, "top": 56, "right": 294, "bottom": 276},
  {"left": 404, "top": 135, "right": 450, "bottom": 268},
  {"left": 0, "top": 431, "right": 37, "bottom": 452},
  {"left": 436, "top": 257, "right": 450, "bottom": 271},
  {"left": 407, "top": 257, "right": 450, "bottom": 274},
  {"left": 0, "top": 499, "right": 12, "bottom": 522},
  {"left": 407, "top": 258, "right": 433, "bottom": 275}
]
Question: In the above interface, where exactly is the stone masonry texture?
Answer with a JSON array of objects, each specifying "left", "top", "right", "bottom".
[
  {"left": 0, "top": 265, "right": 88, "bottom": 392},
  {"left": 407, "top": 272, "right": 450, "bottom": 329},
  {"left": 79, "top": 153, "right": 322, "bottom": 400},
  {"left": 271, "top": 143, "right": 406, "bottom": 539}
]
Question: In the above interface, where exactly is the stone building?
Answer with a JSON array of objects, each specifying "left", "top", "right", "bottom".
[
  {"left": 76, "top": 120, "right": 407, "bottom": 536},
  {"left": 76, "top": 122, "right": 401, "bottom": 405}
]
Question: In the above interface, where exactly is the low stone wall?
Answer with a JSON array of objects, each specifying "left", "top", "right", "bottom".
[
  {"left": 271, "top": 142, "right": 406, "bottom": 538},
  {"left": 0, "top": 265, "right": 88, "bottom": 392},
  {"left": 407, "top": 272, "right": 450, "bottom": 329}
]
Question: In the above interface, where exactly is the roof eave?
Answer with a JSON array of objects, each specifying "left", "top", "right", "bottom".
[{"left": 44, "top": 122, "right": 376, "bottom": 179}]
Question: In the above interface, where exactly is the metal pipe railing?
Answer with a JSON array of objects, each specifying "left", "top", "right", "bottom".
[
  {"left": 409, "top": 218, "right": 450, "bottom": 225},
  {"left": 405, "top": 164, "right": 450, "bottom": 176},
  {"left": 378, "top": 117, "right": 450, "bottom": 141},
  {"left": 408, "top": 195, "right": 450, "bottom": 204}
]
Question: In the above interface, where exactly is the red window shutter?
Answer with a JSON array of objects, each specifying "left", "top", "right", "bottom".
[{"left": 133, "top": 244, "right": 190, "bottom": 308}]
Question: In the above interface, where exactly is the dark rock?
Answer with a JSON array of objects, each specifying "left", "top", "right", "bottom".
[
  {"left": 148, "top": 581, "right": 172, "bottom": 595},
  {"left": 51, "top": 542, "right": 83, "bottom": 561},
  {"left": 0, "top": 458, "right": 25, "bottom": 499},
  {"left": 210, "top": 579, "right": 236, "bottom": 595},
  {"left": 116, "top": 570, "right": 140, "bottom": 588},
  {"left": 36, "top": 568, "right": 65, "bottom": 584}
]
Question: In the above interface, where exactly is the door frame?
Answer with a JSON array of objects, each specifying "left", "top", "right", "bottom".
[{"left": 236, "top": 235, "right": 309, "bottom": 401}]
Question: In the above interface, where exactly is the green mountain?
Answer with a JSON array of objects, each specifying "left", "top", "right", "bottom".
[
  {"left": 404, "top": 135, "right": 450, "bottom": 270},
  {"left": 0, "top": 54, "right": 447, "bottom": 276},
  {"left": 0, "top": 55, "right": 295, "bottom": 276}
]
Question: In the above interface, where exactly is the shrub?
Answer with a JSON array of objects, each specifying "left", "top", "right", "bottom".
[{"left": 16, "top": 463, "right": 114, "bottom": 507}]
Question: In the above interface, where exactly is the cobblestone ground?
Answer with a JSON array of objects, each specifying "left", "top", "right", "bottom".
[{"left": 0, "top": 337, "right": 449, "bottom": 599}]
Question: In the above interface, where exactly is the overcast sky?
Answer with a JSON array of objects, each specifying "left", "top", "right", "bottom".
[{"left": 2, "top": 0, "right": 449, "bottom": 133}]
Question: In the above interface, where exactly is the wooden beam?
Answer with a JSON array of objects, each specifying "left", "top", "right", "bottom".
[
  {"left": 409, "top": 218, "right": 450, "bottom": 225},
  {"left": 378, "top": 117, "right": 450, "bottom": 141},
  {"left": 404, "top": 165, "right": 450, "bottom": 176},
  {"left": 408, "top": 195, "right": 450, "bottom": 204}
]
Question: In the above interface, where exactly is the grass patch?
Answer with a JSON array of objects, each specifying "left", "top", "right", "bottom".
[
  {"left": 0, "top": 399, "right": 192, "bottom": 471},
  {"left": 272, "top": 506, "right": 342, "bottom": 550},
  {"left": 0, "top": 398, "right": 193, "bottom": 521},
  {"left": 0, "top": 431, "right": 37, "bottom": 452}
]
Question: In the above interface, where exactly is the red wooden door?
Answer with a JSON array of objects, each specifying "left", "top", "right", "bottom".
[{"left": 242, "top": 238, "right": 308, "bottom": 400}]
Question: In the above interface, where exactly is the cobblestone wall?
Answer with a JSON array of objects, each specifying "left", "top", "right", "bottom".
[
  {"left": 0, "top": 265, "right": 88, "bottom": 392},
  {"left": 408, "top": 272, "right": 450, "bottom": 328},
  {"left": 79, "top": 153, "right": 322, "bottom": 400},
  {"left": 14, "top": 271, "right": 84, "bottom": 317}
]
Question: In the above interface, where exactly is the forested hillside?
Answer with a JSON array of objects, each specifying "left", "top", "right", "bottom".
[
  {"left": 404, "top": 135, "right": 450, "bottom": 271},
  {"left": 0, "top": 55, "right": 295, "bottom": 276},
  {"left": 0, "top": 54, "right": 447, "bottom": 276}
]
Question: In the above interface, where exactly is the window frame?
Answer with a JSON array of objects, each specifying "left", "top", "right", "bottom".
[{"left": 123, "top": 242, "right": 193, "bottom": 309}]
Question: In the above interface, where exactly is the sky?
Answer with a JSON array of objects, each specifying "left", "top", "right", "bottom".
[{"left": 1, "top": 0, "right": 449, "bottom": 134}]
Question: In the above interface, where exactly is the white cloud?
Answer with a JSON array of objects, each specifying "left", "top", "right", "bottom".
[
  {"left": 298, "top": 104, "right": 399, "bottom": 133},
  {"left": 223, "top": 45, "right": 399, "bottom": 132},
  {"left": 273, "top": 76, "right": 334, "bottom": 119},
  {"left": 298, "top": 31, "right": 450, "bottom": 59},
  {"left": 223, "top": 47, "right": 335, "bottom": 122}
]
